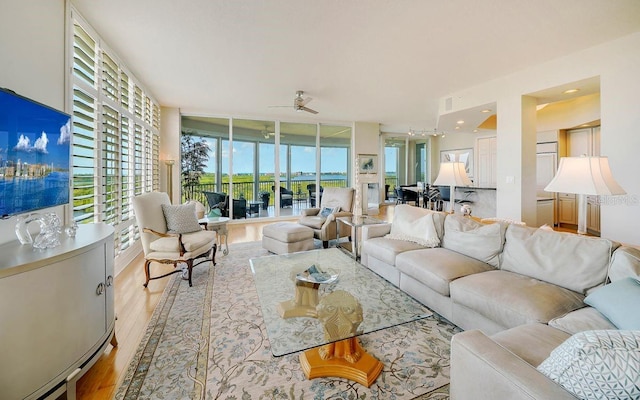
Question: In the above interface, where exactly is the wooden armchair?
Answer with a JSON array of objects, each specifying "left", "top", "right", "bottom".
[{"left": 132, "top": 192, "right": 217, "bottom": 287}]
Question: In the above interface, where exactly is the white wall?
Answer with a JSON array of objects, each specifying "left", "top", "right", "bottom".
[
  {"left": 160, "top": 107, "right": 181, "bottom": 203},
  {"left": 440, "top": 33, "right": 640, "bottom": 245},
  {"left": 0, "top": 0, "right": 67, "bottom": 245}
]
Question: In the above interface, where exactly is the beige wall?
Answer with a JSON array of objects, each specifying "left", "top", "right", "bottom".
[
  {"left": 440, "top": 32, "right": 640, "bottom": 245},
  {"left": 0, "top": 0, "right": 67, "bottom": 245}
]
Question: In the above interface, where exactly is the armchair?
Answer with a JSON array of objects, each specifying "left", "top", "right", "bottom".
[
  {"left": 272, "top": 185, "right": 293, "bottom": 208},
  {"left": 298, "top": 187, "right": 355, "bottom": 248},
  {"left": 132, "top": 192, "right": 217, "bottom": 287},
  {"left": 203, "top": 191, "right": 229, "bottom": 217},
  {"left": 307, "top": 184, "right": 324, "bottom": 207}
]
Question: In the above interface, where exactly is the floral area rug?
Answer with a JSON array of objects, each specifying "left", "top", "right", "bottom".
[{"left": 116, "top": 241, "right": 461, "bottom": 400}]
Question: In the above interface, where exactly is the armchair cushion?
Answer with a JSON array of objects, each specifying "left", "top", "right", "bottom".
[
  {"left": 161, "top": 203, "right": 202, "bottom": 234},
  {"left": 149, "top": 230, "right": 215, "bottom": 253},
  {"left": 298, "top": 215, "right": 327, "bottom": 229}
]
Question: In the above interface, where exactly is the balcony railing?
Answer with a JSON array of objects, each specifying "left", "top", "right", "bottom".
[{"left": 183, "top": 178, "right": 347, "bottom": 209}]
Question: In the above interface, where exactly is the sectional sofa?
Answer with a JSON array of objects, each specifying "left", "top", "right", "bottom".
[{"left": 360, "top": 205, "right": 640, "bottom": 399}]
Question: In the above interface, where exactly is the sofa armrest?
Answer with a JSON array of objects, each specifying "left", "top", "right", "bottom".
[
  {"left": 451, "top": 330, "right": 578, "bottom": 400},
  {"left": 361, "top": 223, "right": 391, "bottom": 240}
]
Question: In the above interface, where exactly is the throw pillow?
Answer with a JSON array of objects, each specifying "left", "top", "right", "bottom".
[
  {"left": 386, "top": 212, "right": 439, "bottom": 248},
  {"left": 161, "top": 203, "right": 202, "bottom": 234},
  {"left": 441, "top": 215, "right": 506, "bottom": 267},
  {"left": 537, "top": 330, "right": 640, "bottom": 400},
  {"left": 320, "top": 206, "right": 340, "bottom": 217},
  {"left": 584, "top": 277, "right": 640, "bottom": 330}
]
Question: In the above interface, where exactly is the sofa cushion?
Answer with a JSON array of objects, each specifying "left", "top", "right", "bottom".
[
  {"left": 451, "top": 270, "right": 585, "bottom": 329},
  {"left": 501, "top": 224, "right": 615, "bottom": 294},
  {"left": 537, "top": 330, "right": 640, "bottom": 400},
  {"left": 387, "top": 211, "right": 439, "bottom": 247},
  {"left": 389, "top": 205, "right": 447, "bottom": 240},
  {"left": 396, "top": 248, "right": 495, "bottom": 296},
  {"left": 491, "top": 323, "right": 571, "bottom": 367},
  {"left": 442, "top": 215, "right": 506, "bottom": 268},
  {"left": 584, "top": 277, "right": 640, "bottom": 330},
  {"left": 549, "top": 307, "right": 617, "bottom": 335},
  {"left": 608, "top": 246, "right": 640, "bottom": 282},
  {"left": 361, "top": 236, "right": 425, "bottom": 266}
]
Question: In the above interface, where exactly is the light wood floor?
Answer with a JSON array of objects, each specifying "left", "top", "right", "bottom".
[{"left": 75, "top": 207, "right": 394, "bottom": 399}]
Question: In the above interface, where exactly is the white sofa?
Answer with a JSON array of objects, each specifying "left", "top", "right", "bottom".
[{"left": 360, "top": 205, "right": 640, "bottom": 399}]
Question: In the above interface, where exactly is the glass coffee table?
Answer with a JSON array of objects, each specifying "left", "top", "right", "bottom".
[{"left": 250, "top": 248, "right": 431, "bottom": 387}]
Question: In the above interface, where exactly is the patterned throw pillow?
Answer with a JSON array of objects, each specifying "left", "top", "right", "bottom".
[
  {"left": 161, "top": 203, "right": 202, "bottom": 234},
  {"left": 537, "top": 330, "right": 640, "bottom": 399},
  {"left": 320, "top": 206, "right": 340, "bottom": 217}
]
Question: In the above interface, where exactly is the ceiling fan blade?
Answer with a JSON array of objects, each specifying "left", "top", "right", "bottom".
[
  {"left": 299, "top": 96, "right": 312, "bottom": 106},
  {"left": 300, "top": 106, "right": 318, "bottom": 114}
]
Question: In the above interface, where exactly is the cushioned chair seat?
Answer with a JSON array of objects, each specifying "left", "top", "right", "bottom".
[
  {"left": 149, "top": 230, "right": 216, "bottom": 253},
  {"left": 297, "top": 215, "right": 327, "bottom": 229},
  {"left": 451, "top": 270, "right": 585, "bottom": 329}
]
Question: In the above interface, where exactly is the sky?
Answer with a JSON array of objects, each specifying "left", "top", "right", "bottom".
[{"left": 198, "top": 138, "right": 400, "bottom": 175}]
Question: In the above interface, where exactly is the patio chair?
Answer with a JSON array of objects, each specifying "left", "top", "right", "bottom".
[
  {"left": 132, "top": 192, "right": 217, "bottom": 287},
  {"left": 272, "top": 185, "right": 293, "bottom": 208},
  {"left": 203, "top": 191, "right": 229, "bottom": 217},
  {"left": 307, "top": 184, "right": 324, "bottom": 207}
]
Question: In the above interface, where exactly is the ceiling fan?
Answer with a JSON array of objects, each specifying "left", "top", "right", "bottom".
[{"left": 269, "top": 90, "right": 319, "bottom": 114}]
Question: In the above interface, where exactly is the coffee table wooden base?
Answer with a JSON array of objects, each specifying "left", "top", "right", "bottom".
[{"left": 299, "top": 337, "right": 384, "bottom": 387}]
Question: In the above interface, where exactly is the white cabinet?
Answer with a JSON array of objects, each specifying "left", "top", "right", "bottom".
[
  {"left": 587, "top": 196, "right": 601, "bottom": 233},
  {"left": 0, "top": 223, "right": 115, "bottom": 400},
  {"left": 558, "top": 193, "right": 577, "bottom": 225},
  {"left": 476, "top": 136, "right": 497, "bottom": 187},
  {"left": 536, "top": 199, "right": 555, "bottom": 227}
]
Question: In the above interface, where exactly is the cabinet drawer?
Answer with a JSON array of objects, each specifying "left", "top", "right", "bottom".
[{"left": 559, "top": 193, "right": 575, "bottom": 199}]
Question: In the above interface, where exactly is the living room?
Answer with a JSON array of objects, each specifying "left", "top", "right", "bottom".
[{"left": 1, "top": 1, "right": 639, "bottom": 399}]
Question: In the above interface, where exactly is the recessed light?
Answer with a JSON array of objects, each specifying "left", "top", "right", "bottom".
[
  {"left": 473, "top": 129, "right": 478, "bottom": 133},
  {"left": 480, "top": 109, "right": 491, "bottom": 113},
  {"left": 456, "top": 120, "right": 464, "bottom": 124},
  {"left": 563, "top": 88, "right": 580, "bottom": 94},
  {"left": 455, "top": 126, "right": 460, "bottom": 130}
]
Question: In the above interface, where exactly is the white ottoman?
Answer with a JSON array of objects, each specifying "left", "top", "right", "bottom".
[{"left": 262, "top": 223, "right": 314, "bottom": 254}]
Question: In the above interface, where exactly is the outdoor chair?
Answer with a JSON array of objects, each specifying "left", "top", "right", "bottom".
[
  {"left": 272, "top": 185, "right": 293, "bottom": 208},
  {"left": 203, "top": 191, "right": 229, "bottom": 217},
  {"left": 307, "top": 184, "right": 324, "bottom": 207},
  {"left": 298, "top": 187, "right": 354, "bottom": 248},
  {"left": 132, "top": 192, "right": 217, "bottom": 287}
]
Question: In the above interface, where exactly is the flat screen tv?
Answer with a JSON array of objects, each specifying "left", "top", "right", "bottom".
[{"left": 0, "top": 88, "right": 71, "bottom": 218}]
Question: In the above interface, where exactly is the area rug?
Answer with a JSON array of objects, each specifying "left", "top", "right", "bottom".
[{"left": 115, "top": 241, "right": 461, "bottom": 400}]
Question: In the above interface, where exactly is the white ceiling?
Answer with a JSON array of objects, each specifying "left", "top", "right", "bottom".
[{"left": 71, "top": 0, "right": 640, "bottom": 134}]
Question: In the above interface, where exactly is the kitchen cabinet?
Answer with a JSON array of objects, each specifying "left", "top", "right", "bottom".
[
  {"left": 476, "top": 136, "right": 497, "bottom": 187},
  {"left": 536, "top": 199, "right": 555, "bottom": 227},
  {"left": 587, "top": 196, "right": 601, "bottom": 234},
  {"left": 558, "top": 193, "right": 577, "bottom": 225},
  {"left": 0, "top": 223, "right": 116, "bottom": 399}
]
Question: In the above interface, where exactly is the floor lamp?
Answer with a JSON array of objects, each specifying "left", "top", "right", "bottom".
[
  {"left": 165, "top": 159, "right": 175, "bottom": 201},
  {"left": 433, "top": 162, "right": 472, "bottom": 214},
  {"left": 544, "top": 156, "right": 626, "bottom": 235}
]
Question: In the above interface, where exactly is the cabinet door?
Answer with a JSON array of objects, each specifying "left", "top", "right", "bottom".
[
  {"left": 587, "top": 197, "right": 601, "bottom": 233},
  {"left": 536, "top": 153, "right": 557, "bottom": 195},
  {"left": 0, "top": 246, "right": 107, "bottom": 399},
  {"left": 476, "top": 136, "right": 497, "bottom": 187},
  {"left": 558, "top": 194, "right": 577, "bottom": 225},
  {"left": 568, "top": 128, "right": 591, "bottom": 157}
]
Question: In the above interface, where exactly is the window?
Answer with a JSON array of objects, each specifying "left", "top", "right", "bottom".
[{"left": 70, "top": 11, "right": 160, "bottom": 261}]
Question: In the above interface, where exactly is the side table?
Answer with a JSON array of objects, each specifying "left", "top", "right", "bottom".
[
  {"left": 199, "top": 216, "right": 230, "bottom": 255},
  {"left": 336, "top": 215, "right": 385, "bottom": 261}
]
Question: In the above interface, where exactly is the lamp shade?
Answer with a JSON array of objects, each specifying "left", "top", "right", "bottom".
[
  {"left": 544, "top": 156, "right": 626, "bottom": 196},
  {"left": 433, "top": 162, "right": 472, "bottom": 186}
]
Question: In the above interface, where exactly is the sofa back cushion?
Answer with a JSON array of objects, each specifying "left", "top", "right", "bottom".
[
  {"left": 608, "top": 246, "right": 640, "bottom": 282},
  {"left": 442, "top": 215, "right": 506, "bottom": 268},
  {"left": 501, "top": 224, "right": 615, "bottom": 294}
]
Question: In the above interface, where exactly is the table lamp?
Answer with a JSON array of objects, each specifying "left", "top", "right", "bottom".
[
  {"left": 433, "top": 162, "right": 472, "bottom": 213},
  {"left": 544, "top": 156, "right": 625, "bottom": 235}
]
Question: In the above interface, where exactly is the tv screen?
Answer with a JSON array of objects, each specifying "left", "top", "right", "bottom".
[{"left": 0, "top": 88, "right": 71, "bottom": 218}]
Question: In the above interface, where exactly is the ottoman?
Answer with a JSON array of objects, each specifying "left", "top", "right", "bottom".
[{"left": 262, "top": 222, "right": 314, "bottom": 254}]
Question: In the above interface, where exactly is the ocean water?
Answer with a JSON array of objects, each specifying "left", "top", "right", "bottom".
[{"left": 0, "top": 172, "right": 70, "bottom": 217}]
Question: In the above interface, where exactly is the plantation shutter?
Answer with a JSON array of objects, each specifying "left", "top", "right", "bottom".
[{"left": 101, "top": 104, "right": 120, "bottom": 226}]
